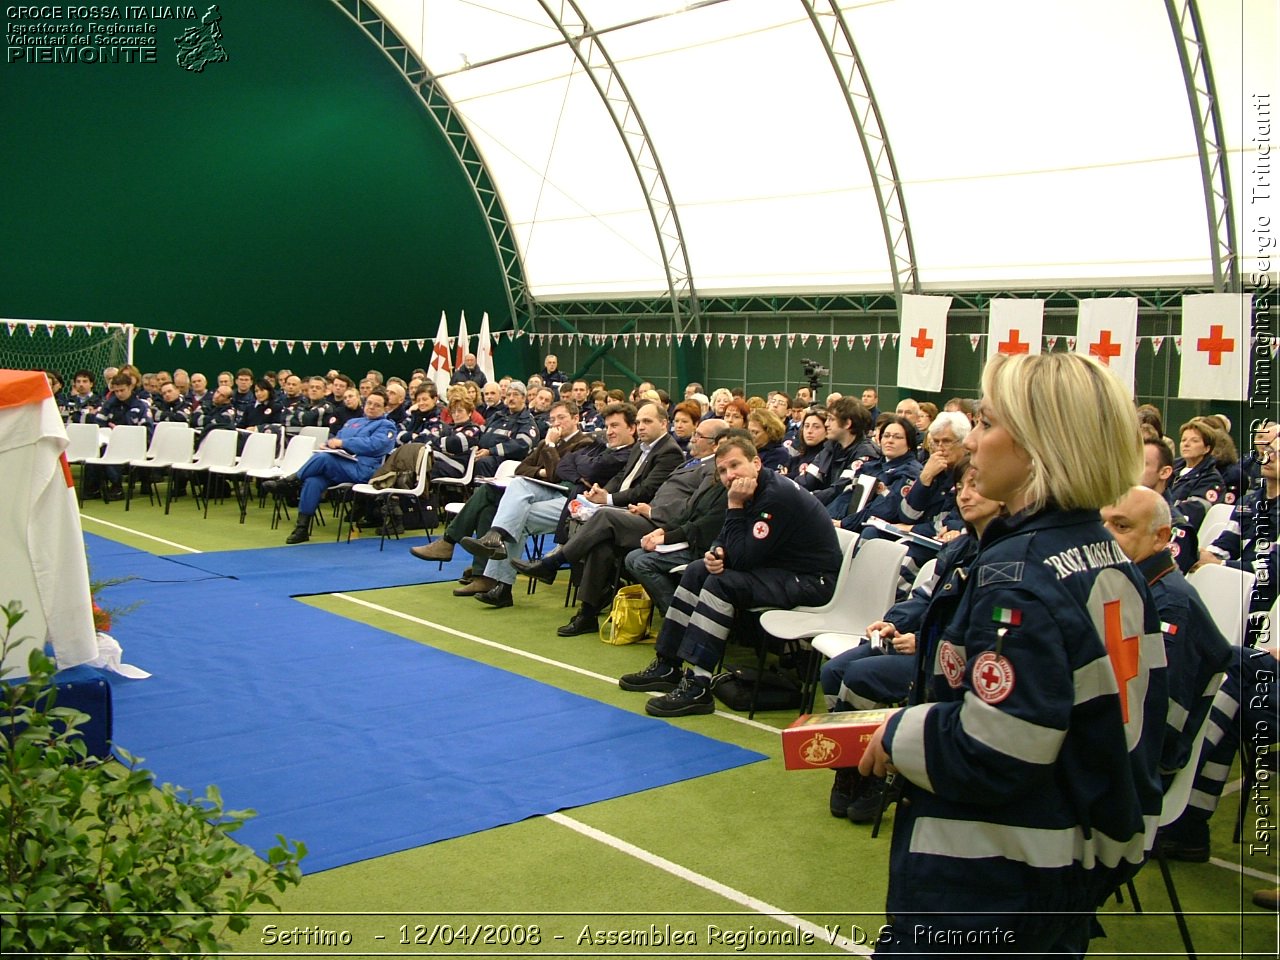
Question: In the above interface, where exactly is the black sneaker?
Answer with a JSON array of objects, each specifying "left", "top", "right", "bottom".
[
  {"left": 645, "top": 675, "right": 715, "bottom": 717},
  {"left": 830, "top": 767, "right": 863, "bottom": 818},
  {"left": 619, "top": 657, "right": 682, "bottom": 693}
]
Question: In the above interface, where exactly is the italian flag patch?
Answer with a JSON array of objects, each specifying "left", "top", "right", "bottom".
[
  {"left": 1161, "top": 621, "right": 1178, "bottom": 636},
  {"left": 992, "top": 606, "right": 1022, "bottom": 626}
]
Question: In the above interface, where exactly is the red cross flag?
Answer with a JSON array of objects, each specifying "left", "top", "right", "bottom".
[
  {"left": 1075, "top": 298, "right": 1138, "bottom": 392},
  {"left": 1179, "top": 293, "right": 1249, "bottom": 401},
  {"left": 455, "top": 310, "right": 470, "bottom": 370},
  {"left": 896, "top": 294, "right": 952, "bottom": 392},
  {"left": 428, "top": 311, "right": 454, "bottom": 395},
  {"left": 987, "top": 298, "right": 1044, "bottom": 365}
]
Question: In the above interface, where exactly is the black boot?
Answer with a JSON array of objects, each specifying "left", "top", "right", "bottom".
[
  {"left": 557, "top": 602, "right": 599, "bottom": 637},
  {"left": 474, "top": 581, "right": 513, "bottom": 608},
  {"left": 286, "top": 514, "right": 312, "bottom": 544}
]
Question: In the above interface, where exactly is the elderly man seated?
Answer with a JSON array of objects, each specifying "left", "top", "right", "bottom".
[{"left": 281, "top": 388, "right": 397, "bottom": 544}]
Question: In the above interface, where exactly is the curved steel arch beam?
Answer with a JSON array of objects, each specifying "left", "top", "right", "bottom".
[
  {"left": 1164, "top": 0, "right": 1239, "bottom": 292},
  {"left": 329, "top": 0, "right": 534, "bottom": 327},
  {"left": 532, "top": 0, "right": 701, "bottom": 337},
  {"left": 800, "top": 0, "right": 920, "bottom": 299}
]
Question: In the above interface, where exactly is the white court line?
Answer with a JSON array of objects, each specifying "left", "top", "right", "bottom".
[
  {"left": 331, "top": 592, "right": 781, "bottom": 734},
  {"left": 1209, "top": 857, "right": 1278, "bottom": 883},
  {"left": 80, "top": 514, "right": 202, "bottom": 553},
  {"left": 548, "top": 813, "right": 868, "bottom": 955}
]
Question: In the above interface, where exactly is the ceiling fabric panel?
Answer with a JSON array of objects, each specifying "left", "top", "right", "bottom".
[{"left": 365, "top": 0, "right": 1269, "bottom": 296}]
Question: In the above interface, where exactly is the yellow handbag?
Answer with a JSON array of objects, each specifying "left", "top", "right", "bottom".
[{"left": 599, "top": 584, "right": 653, "bottom": 645}]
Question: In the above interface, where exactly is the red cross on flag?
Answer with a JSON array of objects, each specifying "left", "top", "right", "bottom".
[
  {"left": 896, "top": 294, "right": 952, "bottom": 392},
  {"left": 428, "top": 311, "right": 454, "bottom": 396},
  {"left": 1179, "top": 293, "right": 1249, "bottom": 401},
  {"left": 986, "top": 298, "right": 1044, "bottom": 365},
  {"left": 454, "top": 310, "right": 470, "bottom": 370},
  {"left": 1075, "top": 298, "right": 1138, "bottom": 392}
]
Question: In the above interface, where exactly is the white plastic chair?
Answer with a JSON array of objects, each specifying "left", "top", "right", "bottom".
[
  {"left": 343, "top": 448, "right": 433, "bottom": 550},
  {"left": 251, "top": 434, "right": 317, "bottom": 529},
  {"left": 169, "top": 430, "right": 238, "bottom": 512},
  {"left": 125, "top": 426, "right": 194, "bottom": 511},
  {"left": 1123, "top": 672, "right": 1225, "bottom": 959},
  {"left": 65, "top": 422, "right": 103, "bottom": 465},
  {"left": 78, "top": 425, "right": 149, "bottom": 503},
  {"left": 432, "top": 449, "right": 478, "bottom": 531},
  {"left": 760, "top": 535, "right": 909, "bottom": 712},
  {"left": 1197, "top": 502, "right": 1234, "bottom": 542},
  {"left": 1198, "top": 521, "right": 1229, "bottom": 553},
  {"left": 298, "top": 425, "right": 330, "bottom": 447},
  {"left": 811, "top": 557, "right": 938, "bottom": 662},
  {"left": 207, "top": 432, "right": 279, "bottom": 522},
  {"left": 1187, "top": 563, "right": 1256, "bottom": 645}
]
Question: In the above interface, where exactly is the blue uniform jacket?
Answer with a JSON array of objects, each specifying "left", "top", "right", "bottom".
[
  {"left": 1138, "top": 549, "right": 1231, "bottom": 779},
  {"left": 336, "top": 415, "right": 397, "bottom": 472},
  {"left": 1206, "top": 484, "right": 1279, "bottom": 615},
  {"left": 1169, "top": 455, "right": 1224, "bottom": 527},
  {"left": 842, "top": 452, "right": 923, "bottom": 530},
  {"left": 477, "top": 409, "right": 538, "bottom": 461},
  {"left": 712, "top": 468, "right": 843, "bottom": 581},
  {"left": 882, "top": 507, "right": 1167, "bottom": 922}
]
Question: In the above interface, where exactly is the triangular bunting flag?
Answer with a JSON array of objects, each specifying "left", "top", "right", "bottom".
[
  {"left": 233, "top": 338, "right": 244, "bottom": 350},
  {"left": 216, "top": 337, "right": 226, "bottom": 348},
  {"left": 147, "top": 329, "right": 158, "bottom": 344},
  {"left": 891, "top": 333, "right": 900, "bottom": 347},
  {"left": 969, "top": 334, "right": 982, "bottom": 351},
  {"left": 301, "top": 341, "right": 311, "bottom": 354},
  {"left": 1064, "top": 337, "right": 1075, "bottom": 351},
  {"left": 878, "top": 334, "right": 890, "bottom": 350},
  {"left": 717, "top": 333, "right": 727, "bottom": 346},
  {"left": 787, "top": 334, "right": 796, "bottom": 346},
  {"left": 861, "top": 335, "right": 872, "bottom": 349},
  {"left": 772, "top": 334, "right": 782, "bottom": 348},
  {"left": 353, "top": 341, "right": 362, "bottom": 354},
  {"left": 185, "top": 334, "right": 195, "bottom": 347},
  {"left": 44, "top": 324, "right": 56, "bottom": 337},
  {"left": 6, "top": 323, "right": 16, "bottom": 335},
  {"left": 416, "top": 339, "right": 426, "bottom": 350},
  {"left": 846, "top": 335, "right": 857, "bottom": 350},
  {"left": 251, "top": 339, "right": 261, "bottom": 351},
  {"left": 1151, "top": 335, "right": 1164, "bottom": 354},
  {"left": 1271, "top": 336, "right": 1280, "bottom": 357},
  {"left": 166, "top": 332, "right": 177, "bottom": 345},
  {"left": 268, "top": 340, "right": 278, "bottom": 351},
  {"left": 400, "top": 340, "right": 410, "bottom": 352},
  {"left": 199, "top": 336, "right": 209, "bottom": 348},
  {"left": 675, "top": 332, "right": 684, "bottom": 346},
  {"left": 1173, "top": 337, "right": 1183, "bottom": 355},
  {"left": 801, "top": 334, "right": 812, "bottom": 347},
  {"left": 26, "top": 323, "right": 37, "bottom": 336},
  {"left": 1045, "top": 336, "right": 1058, "bottom": 351},
  {"left": 703, "top": 333, "right": 713, "bottom": 346}
]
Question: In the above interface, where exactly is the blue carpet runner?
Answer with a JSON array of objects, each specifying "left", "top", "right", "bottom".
[{"left": 84, "top": 534, "right": 764, "bottom": 873}]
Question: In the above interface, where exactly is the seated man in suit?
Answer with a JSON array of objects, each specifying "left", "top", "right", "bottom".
[
  {"left": 461, "top": 401, "right": 680, "bottom": 608},
  {"left": 408, "top": 399, "right": 597, "bottom": 574},
  {"left": 618, "top": 435, "right": 844, "bottom": 717},
  {"left": 513, "top": 419, "right": 730, "bottom": 634},
  {"left": 283, "top": 388, "right": 397, "bottom": 544}
]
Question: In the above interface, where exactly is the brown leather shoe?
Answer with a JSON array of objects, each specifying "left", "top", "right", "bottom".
[
  {"left": 411, "top": 538, "right": 455, "bottom": 562},
  {"left": 453, "top": 576, "right": 498, "bottom": 596},
  {"left": 1253, "top": 887, "right": 1279, "bottom": 911}
]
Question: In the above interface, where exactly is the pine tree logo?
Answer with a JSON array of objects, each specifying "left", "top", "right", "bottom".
[{"left": 175, "top": 4, "right": 228, "bottom": 73}]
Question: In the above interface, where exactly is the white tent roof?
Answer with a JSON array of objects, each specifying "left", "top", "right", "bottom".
[{"left": 365, "top": 0, "right": 1272, "bottom": 299}]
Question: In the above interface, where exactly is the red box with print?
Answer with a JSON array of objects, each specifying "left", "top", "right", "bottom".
[{"left": 780, "top": 710, "right": 892, "bottom": 770}]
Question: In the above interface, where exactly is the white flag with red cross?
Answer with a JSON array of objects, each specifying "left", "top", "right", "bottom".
[
  {"left": 987, "top": 298, "right": 1044, "bottom": 365},
  {"left": 1178, "top": 293, "right": 1249, "bottom": 401},
  {"left": 1075, "top": 298, "right": 1139, "bottom": 392},
  {"left": 896, "top": 294, "right": 951, "bottom": 393},
  {"left": 428, "top": 312, "right": 453, "bottom": 395}
]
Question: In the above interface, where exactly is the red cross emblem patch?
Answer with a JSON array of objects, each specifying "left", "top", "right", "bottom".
[
  {"left": 939, "top": 640, "right": 966, "bottom": 689},
  {"left": 752, "top": 520, "right": 770, "bottom": 540},
  {"left": 972, "top": 651, "right": 1015, "bottom": 704}
]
